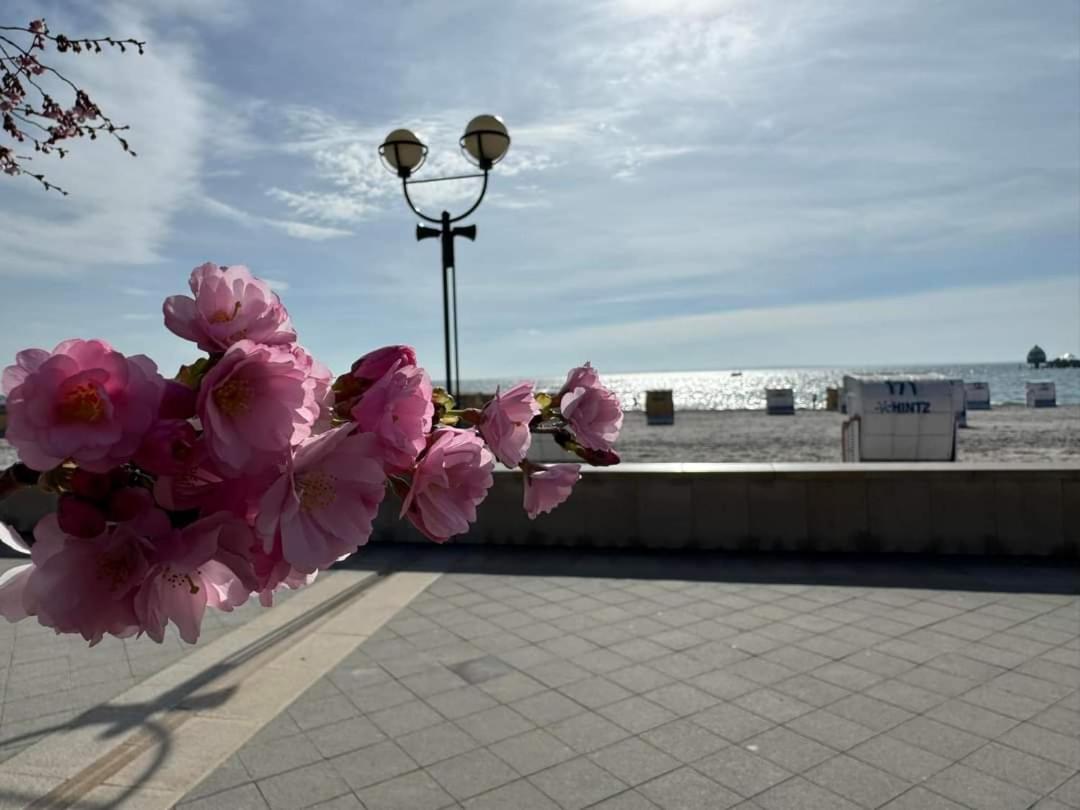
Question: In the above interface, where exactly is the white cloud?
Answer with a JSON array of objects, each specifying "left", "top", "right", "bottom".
[{"left": 202, "top": 197, "right": 352, "bottom": 241}]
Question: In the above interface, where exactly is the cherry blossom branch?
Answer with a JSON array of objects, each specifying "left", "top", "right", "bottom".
[{"left": 0, "top": 18, "right": 142, "bottom": 194}]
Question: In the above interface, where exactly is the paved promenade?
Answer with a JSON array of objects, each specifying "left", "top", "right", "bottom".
[{"left": 1, "top": 547, "right": 1077, "bottom": 809}]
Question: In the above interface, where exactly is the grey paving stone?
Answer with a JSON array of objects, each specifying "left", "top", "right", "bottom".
[
  {"left": 890, "top": 716, "right": 985, "bottom": 760},
  {"left": 600, "top": 695, "right": 678, "bottom": 734},
  {"left": 650, "top": 652, "right": 714, "bottom": 680},
  {"left": 397, "top": 721, "right": 480, "bottom": 766},
  {"left": 1030, "top": 703, "right": 1080, "bottom": 736},
  {"left": 558, "top": 675, "right": 633, "bottom": 709},
  {"left": 689, "top": 670, "right": 759, "bottom": 700},
  {"left": 609, "top": 664, "right": 677, "bottom": 694},
  {"left": 639, "top": 766, "right": 742, "bottom": 810},
  {"left": 493, "top": 729, "right": 576, "bottom": 775},
  {"left": 461, "top": 779, "right": 561, "bottom": 810},
  {"left": 400, "top": 666, "right": 470, "bottom": 697},
  {"left": 866, "top": 679, "right": 947, "bottom": 712},
  {"left": 356, "top": 769, "right": 455, "bottom": 810},
  {"left": 962, "top": 684, "right": 1050, "bottom": 720},
  {"left": 238, "top": 733, "right": 324, "bottom": 781},
  {"left": 772, "top": 674, "right": 851, "bottom": 708},
  {"left": 692, "top": 703, "right": 773, "bottom": 743},
  {"left": 804, "top": 754, "right": 910, "bottom": 808},
  {"left": 811, "top": 661, "right": 883, "bottom": 691},
  {"left": 724, "top": 659, "right": 797, "bottom": 686},
  {"left": 370, "top": 699, "right": 445, "bottom": 737},
  {"left": 330, "top": 740, "right": 418, "bottom": 791},
  {"left": 824, "top": 694, "right": 913, "bottom": 732},
  {"left": 848, "top": 735, "right": 951, "bottom": 782},
  {"left": 183, "top": 754, "right": 252, "bottom": 802},
  {"left": 590, "top": 737, "right": 681, "bottom": 786},
  {"left": 425, "top": 685, "right": 499, "bottom": 720},
  {"left": 525, "top": 658, "right": 593, "bottom": 689},
  {"left": 734, "top": 689, "right": 815, "bottom": 724},
  {"left": 926, "top": 698, "right": 1019, "bottom": 738},
  {"left": 428, "top": 748, "right": 519, "bottom": 800},
  {"left": 898, "top": 665, "right": 981, "bottom": 698},
  {"left": 549, "top": 711, "right": 632, "bottom": 754},
  {"left": 878, "top": 786, "right": 967, "bottom": 810},
  {"left": 513, "top": 689, "right": 587, "bottom": 725},
  {"left": 927, "top": 763, "right": 1041, "bottom": 810},
  {"left": 347, "top": 680, "right": 416, "bottom": 713},
  {"left": 1051, "top": 772, "right": 1080, "bottom": 807},
  {"left": 641, "top": 719, "right": 729, "bottom": 764},
  {"left": 752, "top": 775, "right": 860, "bottom": 810},
  {"left": 695, "top": 745, "right": 792, "bottom": 798},
  {"left": 588, "top": 791, "right": 663, "bottom": 810},
  {"left": 177, "top": 783, "right": 270, "bottom": 810},
  {"left": 306, "top": 716, "right": 386, "bottom": 759},
  {"left": 610, "top": 639, "right": 672, "bottom": 663},
  {"left": 760, "top": 647, "right": 832, "bottom": 674},
  {"left": 257, "top": 761, "right": 352, "bottom": 810},
  {"left": 785, "top": 709, "right": 875, "bottom": 751},
  {"left": 842, "top": 650, "right": 917, "bottom": 678},
  {"left": 529, "top": 757, "right": 628, "bottom": 810},
  {"left": 745, "top": 727, "right": 836, "bottom": 773},
  {"left": 642, "top": 683, "right": 718, "bottom": 716},
  {"left": 456, "top": 704, "right": 535, "bottom": 745},
  {"left": 998, "top": 723, "right": 1080, "bottom": 768},
  {"left": 288, "top": 694, "right": 359, "bottom": 732},
  {"left": 963, "top": 741, "right": 1075, "bottom": 795},
  {"left": 478, "top": 671, "right": 547, "bottom": 702}
]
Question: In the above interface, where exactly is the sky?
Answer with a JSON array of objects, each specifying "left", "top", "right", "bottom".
[{"left": 1, "top": 0, "right": 1077, "bottom": 381}]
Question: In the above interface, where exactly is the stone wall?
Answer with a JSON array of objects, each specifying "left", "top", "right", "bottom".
[{"left": 374, "top": 463, "right": 1080, "bottom": 557}]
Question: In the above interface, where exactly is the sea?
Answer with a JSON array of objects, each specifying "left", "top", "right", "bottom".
[{"left": 463, "top": 363, "right": 1080, "bottom": 411}]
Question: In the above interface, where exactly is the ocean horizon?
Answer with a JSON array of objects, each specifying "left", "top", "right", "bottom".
[{"left": 462, "top": 362, "right": 1080, "bottom": 411}]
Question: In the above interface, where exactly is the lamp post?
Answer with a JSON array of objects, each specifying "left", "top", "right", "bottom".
[{"left": 379, "top": 115, "right": 511, "bottom": 399}]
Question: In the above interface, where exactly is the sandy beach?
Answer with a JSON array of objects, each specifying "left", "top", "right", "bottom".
[
  {"left": 1, "top": 405, "right": 1077, "bottom": 470},
  {"left": 615, "top": 404, "right": 1080, "bottom": 464}
]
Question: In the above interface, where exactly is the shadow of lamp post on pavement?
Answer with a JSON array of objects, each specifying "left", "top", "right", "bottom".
[{"left": 379, "top": 115, "right": 512, "bottom": 400}]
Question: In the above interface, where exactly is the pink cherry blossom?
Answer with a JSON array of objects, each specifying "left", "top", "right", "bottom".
[
  {"left": 352, "top": 364, "right": 434, "bottom": 472},
  {"left": 479, "top": 382, "right": 540, "bottom": 468},
  {"left": 57, "top": 495, "right": 106, "bottom": 538},
  {"left": 401, "top": 428, "right": 494, "bottom": 543},
  {"left": 134, "top": 419, "right": 198, "bottom": 475},
  {"left": 557, "top": 363, "right": 623, "bottom": 451},
  {"left": 351, "top": 345, "right": 417, "bottom": 385},
  {"left": 255, "top": 425, "right": 386, "bottom": 574},
  {"left": 291, "top": 344, "right": 334, "bottom": 430},
  {"left": 2, "top": 339, "right": 164, "bottom": 472},
  {"left": 154, "top": 440, "right": 272, "bottom": 524},
  {"left": 16, "top": 514, "right": 159, "bottom": 644},
  {"left": 250, "top": 544, "right": 317, "bottom": 607},
  {"left": 135, "top": 513, "right": 258, "bottom": 644},
  {"left": 159, "top": 380, "right": 196, "bottom": 419},
  {"left": 163, "top": 263, "right": 296, "bottom": 352},
  {"left": 198, "top": 340, "right": 318, "bottom": 474},
  {"left": 523, "top": 463, "right": 581, "bottom": 519}
]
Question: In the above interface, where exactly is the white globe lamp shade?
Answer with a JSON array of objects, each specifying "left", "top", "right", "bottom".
[
  {"left": 460, "top": 115, "right": 510, "bottom": 169},
  {"left": 379, "top": 129, "right": 427, "bottom": 177}
]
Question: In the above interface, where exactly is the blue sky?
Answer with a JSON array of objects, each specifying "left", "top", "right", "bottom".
[{"left": 1, "top": 0, "right": 1077, "bottom": 380}]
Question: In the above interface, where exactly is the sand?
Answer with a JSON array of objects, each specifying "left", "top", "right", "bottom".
[
  {"left": 1, "top": 405, "right": 1077, "bottom": 469},
  {"left": 615, "top": 404, "right": 1080, "bottom": 464}
]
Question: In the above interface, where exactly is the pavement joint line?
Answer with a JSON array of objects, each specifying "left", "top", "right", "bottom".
[{"left": 0, "top": 556, "right": 443, "bottom": 810}]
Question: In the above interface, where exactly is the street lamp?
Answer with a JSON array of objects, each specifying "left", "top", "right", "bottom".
[{"left": 379, "top": 115, "right": 511, "bottom": 399}]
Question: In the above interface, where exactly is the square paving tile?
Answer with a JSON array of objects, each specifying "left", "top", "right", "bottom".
[
  {"left": 752, "top": 775, "right": 860, "bottom": 810},
  {"left": 529, "top": 757, "right": 628, "bottom": 810},
  {"left": 847, "top": 735, "right": 951, "bottom": 782},
  {"left": 785, "top": 709, "right": 876, "bottom": 751},
  {"left": 599, "top": 695, "right": 678, "bottom": 734},
  {"left": 639, "top": 766, "right": 742, "bottom": 810},
  {"left": 257, "top": 761, "right": 352, "bottom": 810},
  {"left": 642, "top": 683, "right": 718, "bottom": 716},
  {"left": 641, "top": 719, "right": 729, "bottom": 764},
  {"left": 693, "top": 703, "right": 774, "bottom": 742},
  {"left": 330, "top": 740, "right": 419, "bottom": 791},
  {"left": 963, "top": 741, "right": 1076, "bottom": 796},
  {"left": 804, "top": 754, "right": 911, "bottom": 808},
  {"left": 306, "top": 716, "right": 387, "bottom": 759},
  {"left": 456, "top": 704, "right": 535, "bottom": 745},
  {"left": 927, "top": 763, "right": 1041, "bottom": 810},
  {"left": 878, "top": 786, "right": 967, "bottom": 809},
  {"left": 695, "top": 745, "right": 792, "bottom": 798},
  {"left": 493, "top": 729, "right": 576, "bottom": 775},
  {"left": 356, "top": 769, "right": 455, "bottom": 810},
  {"left": 589, "top": 737, "right": 681, "bottom": 786},
  {"left": 427, "top": 748, "right": 519, "bottom": 800},
  {"left": 370, "top": 699, "right": 445, "bottom": 737},
  {"left": 461, "top": 779, "right": 561, "bottom": 810},
  {"left": 744, "top": 727, "right": 836, "bottom": 773},
  {"left": 549, "top": 711, "right": 633, "bottom": 754},
  {"left": 558, "top": 676, "right": 633, "bottom": 709},
  {"left": 734, "top": 689, "right": 815, "bottom": 724},
  {"left": 396, "top": 721, "right": 480, "bottom": 766},
  {"left": 513, "top": 690, "right": 588, "bottom": 725}
]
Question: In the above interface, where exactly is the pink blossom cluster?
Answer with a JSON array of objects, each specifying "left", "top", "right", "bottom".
[{"left": 0, "top": 263, "right": 622, "bottom": 646}]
